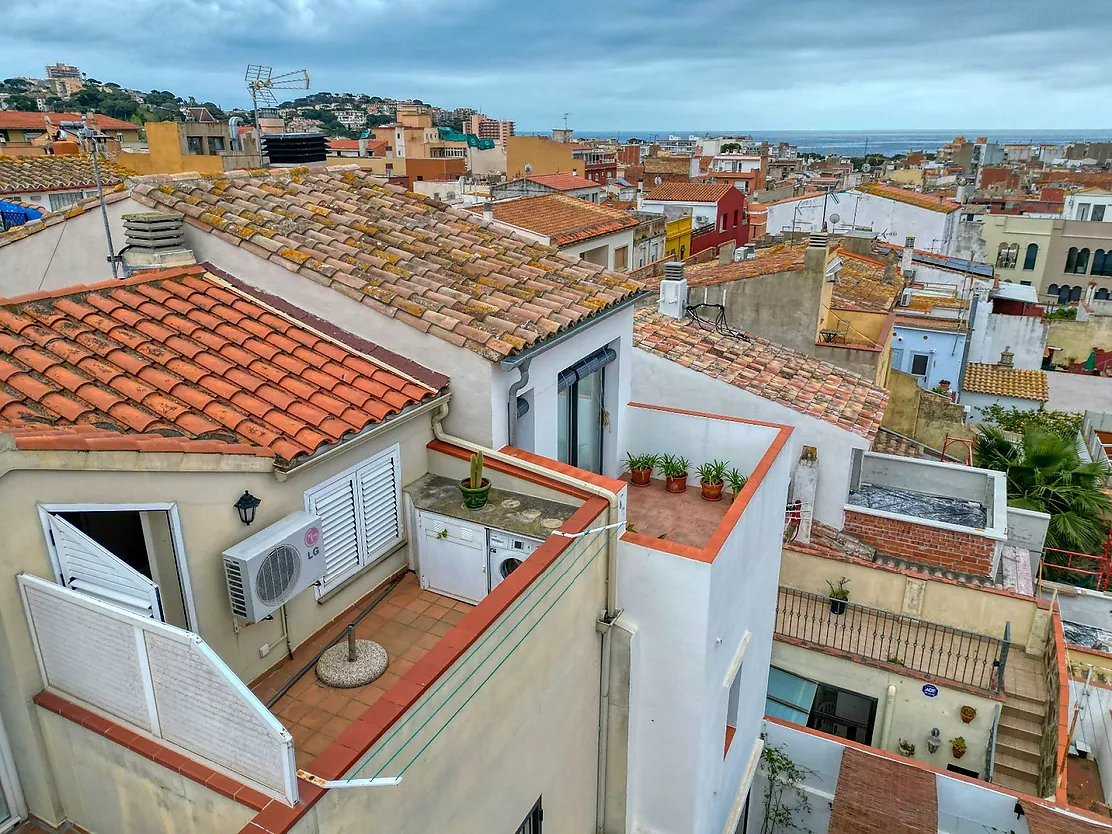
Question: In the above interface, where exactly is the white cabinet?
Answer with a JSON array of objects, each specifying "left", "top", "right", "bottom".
[{"left": 416, "top": 510, "right": 488, "bottom": 604}]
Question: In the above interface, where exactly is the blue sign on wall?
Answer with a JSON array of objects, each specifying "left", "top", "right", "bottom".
[{"left": 922, "top": 684, "right": 939, "bottom": 698}]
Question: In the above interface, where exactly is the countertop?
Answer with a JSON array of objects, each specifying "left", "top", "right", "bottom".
[{"left": 406, "top": 473, "right": 578, "bottom": 540}]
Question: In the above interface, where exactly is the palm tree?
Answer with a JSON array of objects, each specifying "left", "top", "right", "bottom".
[{"left": 974, "top": 424, "right": 1112, "bottom": 553}]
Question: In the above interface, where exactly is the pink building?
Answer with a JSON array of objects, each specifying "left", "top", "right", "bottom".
[{"left": 466, "top": 113, "right": 515, "bottom": 143}]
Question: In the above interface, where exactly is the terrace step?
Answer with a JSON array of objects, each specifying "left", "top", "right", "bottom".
[
  {"left": 997, "top": 711, "right": 1043, "bottom": 746},
  {"left": 995, "top": 733, "right": 1041, "bottom": 763},
  {"left": 991, "top": 770, "right": 1041, "bottom": 797},
  {"left": 1003, "top": 693, "right": 1047, "bottom": 719},
  {"left": 993, "top": 748, "right": 1041, "bottom": 781}
]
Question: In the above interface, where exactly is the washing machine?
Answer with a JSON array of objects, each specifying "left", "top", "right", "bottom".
[{"left": 487, "top": 529, "right": 542, "bottom": 592}]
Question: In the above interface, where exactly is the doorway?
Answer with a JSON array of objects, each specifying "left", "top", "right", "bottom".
[
  {"left": 38, "top": 504, "right": 193, "bottom": 629},
  {"left": 557, "top": 346, "right": 614, "bottom": 475},
  {"left": 0, "top": 711, "right": 24, "bottom": 833},
  {"left": 808, "top": 683, "right": 877, "bottom": 744}
]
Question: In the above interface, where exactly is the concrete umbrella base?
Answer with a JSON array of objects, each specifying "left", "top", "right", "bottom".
[{"left": 316, "top": 639, "right": 388, "bottom": 688}]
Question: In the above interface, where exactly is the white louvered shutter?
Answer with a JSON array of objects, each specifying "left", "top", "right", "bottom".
[
  {"left": 356, "top": 446, "right": 402, "bottom": 564},
  {"left": 47, "top": 514, "right": 164, "bottom": 620},
  {"left": 307, "top": 476, "right": 361, "bottom": 592}
]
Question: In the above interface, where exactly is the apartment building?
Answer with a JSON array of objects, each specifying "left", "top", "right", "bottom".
[{"left": 466, "top": 113, "right": 514, "bottom": 143}]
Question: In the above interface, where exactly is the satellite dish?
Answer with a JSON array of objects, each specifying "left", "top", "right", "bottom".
[
  {"left": 862, "top": 163, "right": 872, "bottom": 173},
  {"left": 654, "top": 176, "right": 662, "bottom": 185},
  {"left": 829, "top": 213, "right": 841, "bottom": 225}
]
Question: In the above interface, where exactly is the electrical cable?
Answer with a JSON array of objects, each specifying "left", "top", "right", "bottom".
[
  {"left": 265, "top": 571, "right": 407, "bottom": 709},
  {"left": 685, "top": 303, "right": 752, "bottom": 342}
]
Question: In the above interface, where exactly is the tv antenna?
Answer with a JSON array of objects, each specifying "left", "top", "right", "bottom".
[
  {"left": 245, "top": 64, "right": 310, "bottom": 164},
  {"left": 563, "top": 112, "right": 569, "bottom": 132}
]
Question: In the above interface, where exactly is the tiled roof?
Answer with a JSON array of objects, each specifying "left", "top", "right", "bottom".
[
  {"left": 638, "top": 244, "right": 804, "bottom": 291},
  {"left": 828, "top": 748, "right": 937, "bottom": 834},
  {"left": 854, "top": 182, "right": 962, "bottom": 213},
  {"left": 486, "top": 193, "right": 638, "bottom": 246},
  {"left": 871, "top": 427, "right": 925, "bottom": 458},
  {"left": 633, "top": 307, "right": 889, "bottom": 440},
  {"left": 523, "top": 173, "right": 599, "bottom": 191},
  {"left": 0, "top": 111, "right": 139, "bottom": 131},
  {"left": 0, "top": 187, "right": 130, "bottom": 250},
  {"left": 893, "top": 313, "right": 967, "bottom": 332},
  {"left": 128, "top": 168, "right": 643, "bottom": 362},
  {"left": 0, "top": 154, "right": 132, "bottom": 195},
  {"left": 962, "top": 364, "right": 1049, "bottom": 401},
  {"left": 832, "top": 250, "right": 900, "bottom": 313},
  {"left": 642, "top": 181, "right": 733, "bottom": 203},
  {"left": 0, "top": 265, "right": 440, "bottom": 463}
]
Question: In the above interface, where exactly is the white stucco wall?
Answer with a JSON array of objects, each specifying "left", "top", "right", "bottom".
[
  {"left": 491, "top": 307, "right": 633, "bottom": 478},
  {"left": 641, "top": 199, "right": 718, "bottom": 229},
  {"left": 631, "top": 349, "right": 869, "bottom": 527},
  {"left": 968, "top": 313, "right": 1048, "bottom": 369},
  {"left": 766, "top": 192, "right": 957, "bottom": 254},
  {"left": 960, "top": 391, "right": 1042, "bottom": 423},
  {"left": 891, "top": 325, "right": 967, "bottom": 391},
  {"left": 558, "top": 227, "right": 635, "bottom": 271},
  {"left": 0, "top": 196, "right": 134, "bottom": 297}
]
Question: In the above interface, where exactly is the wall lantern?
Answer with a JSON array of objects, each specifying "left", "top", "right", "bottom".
[{"left": 234, "top": 490, "right": 262, "bottom": 526}]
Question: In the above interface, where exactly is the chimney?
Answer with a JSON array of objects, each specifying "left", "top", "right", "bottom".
[
  {"left": 789, "top": 446, "right": 818, "bottom": 545},
  {"left": 998, "top": 347, "right": 1014, "bottom": 368},
  {"left": 121, "top": 212, "right": 196, "bottom": 271},
  {"left": 482, "top": 201, "right": 494, "bottom": 222},
  {"left": 658, "top": 262, "right": 688, "bottom": 319},
  {"left": 804, "top": 231, "right": 829, "bottom": 275},
  {"left": 901, "top": 236, "right": 915, "bottom": 278},
  {"left": 358, "top": 136, "right": 368, "bottom": 157}
]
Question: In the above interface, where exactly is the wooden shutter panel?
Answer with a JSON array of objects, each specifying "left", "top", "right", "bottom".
[{"left": 357, "top": 446, "right": 402, "bottom": 564}]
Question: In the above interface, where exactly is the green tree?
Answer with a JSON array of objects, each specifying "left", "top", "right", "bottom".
[
  {"left": 721, "top": 142, "right": 742, "bottom": 152},
  {"left": 70, "top": 87, "right": 105, "bottom": 110},
  {"left": 759, "top": 744, "right": 812, "bottom": 834},
  {"left": 974, "top": 424, "right": 1112, "bottom": 553},
  {"left": 4, "top": 93, "right": 38, "bottom": 111},
  {"left": 2, "top": 78, "right": 29, "bottom": 91}
]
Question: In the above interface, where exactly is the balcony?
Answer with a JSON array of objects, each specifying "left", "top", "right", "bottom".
[
  {"left": 775, "top": 586, "right": 1008, "bottom": 691},
  {"left": 622, "top": 475, "right": 729, "bottom": 549}
]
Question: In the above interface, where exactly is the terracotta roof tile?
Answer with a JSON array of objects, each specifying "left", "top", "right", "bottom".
[
  {"left": 832, "top": 250, "right": 901, "bottom": 313},
  {"left": 871, "top": 427, "right": 925, "bottom": 458},
  {"left": 855, "top": 182, "right": 962, "bottom": 213},
  {"left": 127, "top": 168, "right": 643, "bottom": 362},
  {"left": 0, "top": 265, "right": 441, "bottom": 463},
  {"left": 0, "top": 154, "right": 132, "bottom": 196},
  {"left": 633, "top": 307, "right": 889, "bottom": 440},
  {"left": 483, "top": 193, "right": 638, "bottom": 246},
  {"left": 0, "top": 111, "right": 139, "bottom": 131},
  {"left": 962, "top": 363, "right": 1049, "bottom": 402},
  {"left": 642, "top": 244, "right": 805, "bottom": 291},
  {"left": 521, "top": 173, "right": 599, "bottom": 191},
  {"left": 642, "top": 181, "right": 733, "bottom": 203}
]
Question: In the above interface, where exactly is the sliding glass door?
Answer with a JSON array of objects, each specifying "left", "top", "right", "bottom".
[{"left": 557, "top": 347, "right": 613, "bottom": 475}]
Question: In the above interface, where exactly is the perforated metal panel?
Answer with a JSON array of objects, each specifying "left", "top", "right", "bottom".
[{"left": 254, "top": 545, "right": 301, "bottom": 606}]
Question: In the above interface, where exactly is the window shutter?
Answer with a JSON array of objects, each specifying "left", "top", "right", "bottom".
[
  {"left": 357, "top": 447, "right": 402, "bottom": 564},
  {"left": 307, "top": 477, "right": 361, "bottom": 590}
]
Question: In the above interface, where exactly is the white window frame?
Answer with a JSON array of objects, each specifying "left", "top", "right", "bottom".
[
  {"left": 36, "top": 502, "right": 197, "bottom": 631},
  {"left": 305, "top": 444, "right": 403, "bottom": 598},
  {"left": 0, "top": 709, "right": 25, "bottom": 833},
  {"left": 910, "top": 352, "right": 930, "bottom": 377}
]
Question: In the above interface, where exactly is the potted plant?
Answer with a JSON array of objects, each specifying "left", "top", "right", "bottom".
[
  {"left": 959, "top": 706, "right": 976, "bottom": 724},
  {"left": 726, "top": 468, "right": 748, "bottom": 502},
  {"left": 660, "top": 454, "right": 690, "bottom": 494},
  {"left": 897, "top": 739, "right": 916, "bottom": 757},
  {"left": 625, "top": 453, "right": 658, "bottom": 488},
  {"left": 827, "top": 577, "right": 850, "bottom": 615},
  {"left": 950, "top": 736, "right": 966, "bottom": 759},
  {"left": 697, "top": 459, "right": 728, "bottom": 502},
  {"left": 459, "top": 450, "right": 491, "bottom": 509}
]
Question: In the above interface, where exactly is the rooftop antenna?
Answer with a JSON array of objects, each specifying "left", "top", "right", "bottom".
[
  {"left": 563, "top": 112, "right": 569, "bottom": 132},
  {"left": 245, "top": 64, "right": 310, "bottom": 166},
  {"left": 62, "top": 114, "right": 119, "bottom": 279}
]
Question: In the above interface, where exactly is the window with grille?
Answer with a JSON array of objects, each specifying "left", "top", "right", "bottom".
[
  {"left": 514, "top": 799, "right": 542, "bottom": 833},
  {"left": 304, "top": 444, "right": 402, "bottom": 596},
  {"left": 48, "top": 191, "right": 82, "bottom": 211}
]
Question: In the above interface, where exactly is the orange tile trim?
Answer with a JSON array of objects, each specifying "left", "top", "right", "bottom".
[
  {"left": 2, "top": 264, "right": 205, "bottom": 306},
  {"left": 239, "top": 447, "right": 609, "bottom": 834},
  {"left": 32, "top": 690, "right": 272, "bottom": 812},
  {"left": 1053, "top": 608, "right": 1071, "bottom": 805}
]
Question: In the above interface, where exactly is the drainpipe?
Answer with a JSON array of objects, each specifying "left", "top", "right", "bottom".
[
  {"left": 430, "top": 398, "right": 621, "bottom": 833},
  {"left": 879, "top": 684, "right": 897, "bottom": 749},
  {"left": 506, "top": 360, "right": 531, "bottom": 449}
]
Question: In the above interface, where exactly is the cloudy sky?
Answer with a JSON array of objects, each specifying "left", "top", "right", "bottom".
[{"left": 3, "top": 0, "right": 1111, "bottom": 132}]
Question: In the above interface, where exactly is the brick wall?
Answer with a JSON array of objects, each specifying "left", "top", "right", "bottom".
[{"left": 843, "top": 509, "right": 996, "bottom": 576}]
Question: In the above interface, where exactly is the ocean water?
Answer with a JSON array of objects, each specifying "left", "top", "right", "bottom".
[{"left": 541, "top": 129, "right": 1112, "bottom": 157}]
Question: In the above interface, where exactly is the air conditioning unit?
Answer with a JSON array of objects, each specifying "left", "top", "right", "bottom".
[
  {"left": 223, "top": 511, "right": 324, "bottom": 623},
  {"left": 900, "top": 288, "right": 913, "bottom": 307}
]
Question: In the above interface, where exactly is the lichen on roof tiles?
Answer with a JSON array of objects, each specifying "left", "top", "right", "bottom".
[
  {"left": 485, "top": 193, "right": 639, "bottom": 245},
  {"left": 633, "top": 307, "right": 889, "bottom": 440},
  {"left": 0, "top": 154, "right": 132, "bottom": 195},
  {"left": 642, "top": 181, "right": 733, "bottom": 203},
  {"left": 855, "top": 182, "right": 962, "bottom": 213},
  {"left": 0, "top": 265, "right": 440, "bottom": 462},
  {"left": 128, "top": 168, "right": 643, "bottom": 362},
  {"left": 962, "top": 363, "right": 1049, "bottom": 401}
]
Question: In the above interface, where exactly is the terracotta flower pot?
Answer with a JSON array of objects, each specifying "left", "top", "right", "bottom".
[
  {"left": 951, "top": 745, "right": 965, "bottom": 759},
  {"left": 630, "top": 468, "right": 653, "bottom": 487},
  {"left": 665, "top": 474, "right": 688, "bottom": 494},
  {"left": 960, "top": 708, "right": 976, "bottom": 724},
  {"left": 701, "top": 482, "right": 724, "bottom": 502}
]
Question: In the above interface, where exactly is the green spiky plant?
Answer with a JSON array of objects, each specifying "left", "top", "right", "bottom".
[
  {"left": 973, "top": 424, "right": 1112, "bottom": 553},
  {"left": 469, "top": 450, "right": 484, "bottom": 489}
]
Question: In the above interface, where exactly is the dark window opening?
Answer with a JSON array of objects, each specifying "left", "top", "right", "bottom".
[
  {"left": 59, "top": 511, "right": 149, "bottom": 577},
  {"left": 1097, "top": 288, "right": 1111, "bottom": 300},
  {"left": 514, "top": 798, "right": 542, "bottom": 834},
  {"left": 910, "top": 353, "right": 930, "bottom": 376},
  {"left": 1023, "top": 243, "right": 1038, "bottom": 270},
  {"left": 947, "top": 764, "right": 980, "bottom": 779}
]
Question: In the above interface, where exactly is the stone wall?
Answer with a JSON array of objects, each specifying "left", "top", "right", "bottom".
[
  {"left": 843, "top": 509, "right": 996, "bottom": 576},
  {"left": 881, "top": 369, "right": 971, "bottom": 450},
  {"left": 1048, "top": 314, "right": 1112, "bottom": 365}
]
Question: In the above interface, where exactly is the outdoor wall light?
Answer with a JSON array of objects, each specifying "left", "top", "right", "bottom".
[
  {"left": 926, "top": 727, "right": 941, "bottom": 754},
  {"left": 234, "top": 490, "right": 262, "bottom": 525}
]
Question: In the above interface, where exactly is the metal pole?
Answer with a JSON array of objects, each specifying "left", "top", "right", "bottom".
[
  {"left": 84, "top": 116, "right": 118, "bottom": 280},
  {"left": 346, "top": 624, "right": 357, "bottom": 662},
  {"left": 821, "top": 188, "right": 830, "bottom": 231}
]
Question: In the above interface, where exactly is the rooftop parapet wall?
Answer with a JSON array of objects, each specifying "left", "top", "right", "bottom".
[{"left": 842, "top": 509, "right": 998, "bottom": 576}]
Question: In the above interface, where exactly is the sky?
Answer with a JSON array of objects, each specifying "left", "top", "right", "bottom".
[{"left": 3, "top": 0, "right": 1112, "bottom": 132}]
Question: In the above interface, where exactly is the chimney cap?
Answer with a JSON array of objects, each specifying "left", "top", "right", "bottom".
[{"left": 998, "top": 346, "right": 1014, "bottom": 368}]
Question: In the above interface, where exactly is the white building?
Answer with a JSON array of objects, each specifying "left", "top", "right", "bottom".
[
  {"left": 1064, "top": 188, "right": 1112, "bottom": 222},
  {"left": 334, "top": 109, "right": 367, "bottom": 130}
]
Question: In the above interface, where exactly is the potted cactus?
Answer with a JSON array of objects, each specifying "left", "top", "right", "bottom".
[
  {"left": 726, "top": 468, "right": 748, "bottom": 502},
  {"left": 459, "top": 451, "right": 491, "bottom": 509},
  {"left": 659, "top": 454, "right": 690, "bottom": 494},
  {"left": 697, "top": 460, "right": 728, "bottom": 501},
  {"left": 950, "top": 736, "right": 966, "bottom": 759},
  {"left": 827, "top": 577, "right": 850, "bottom": 615},
  {"left": 959, "top": 706, "right": 976, "bottom": 724},
  {"left": 625, "top": 453, "right": 658, "bottom": 488}
]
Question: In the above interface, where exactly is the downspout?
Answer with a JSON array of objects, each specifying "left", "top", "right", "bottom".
[
  {"left": 506, "top": 360, "right": 531, "bottom": 449},
  {"left": 879, "top": 684, "right": 897, "bottom": 749},
  {"left": 430, "top": 398, "right": 621, "bottom": 833}
]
